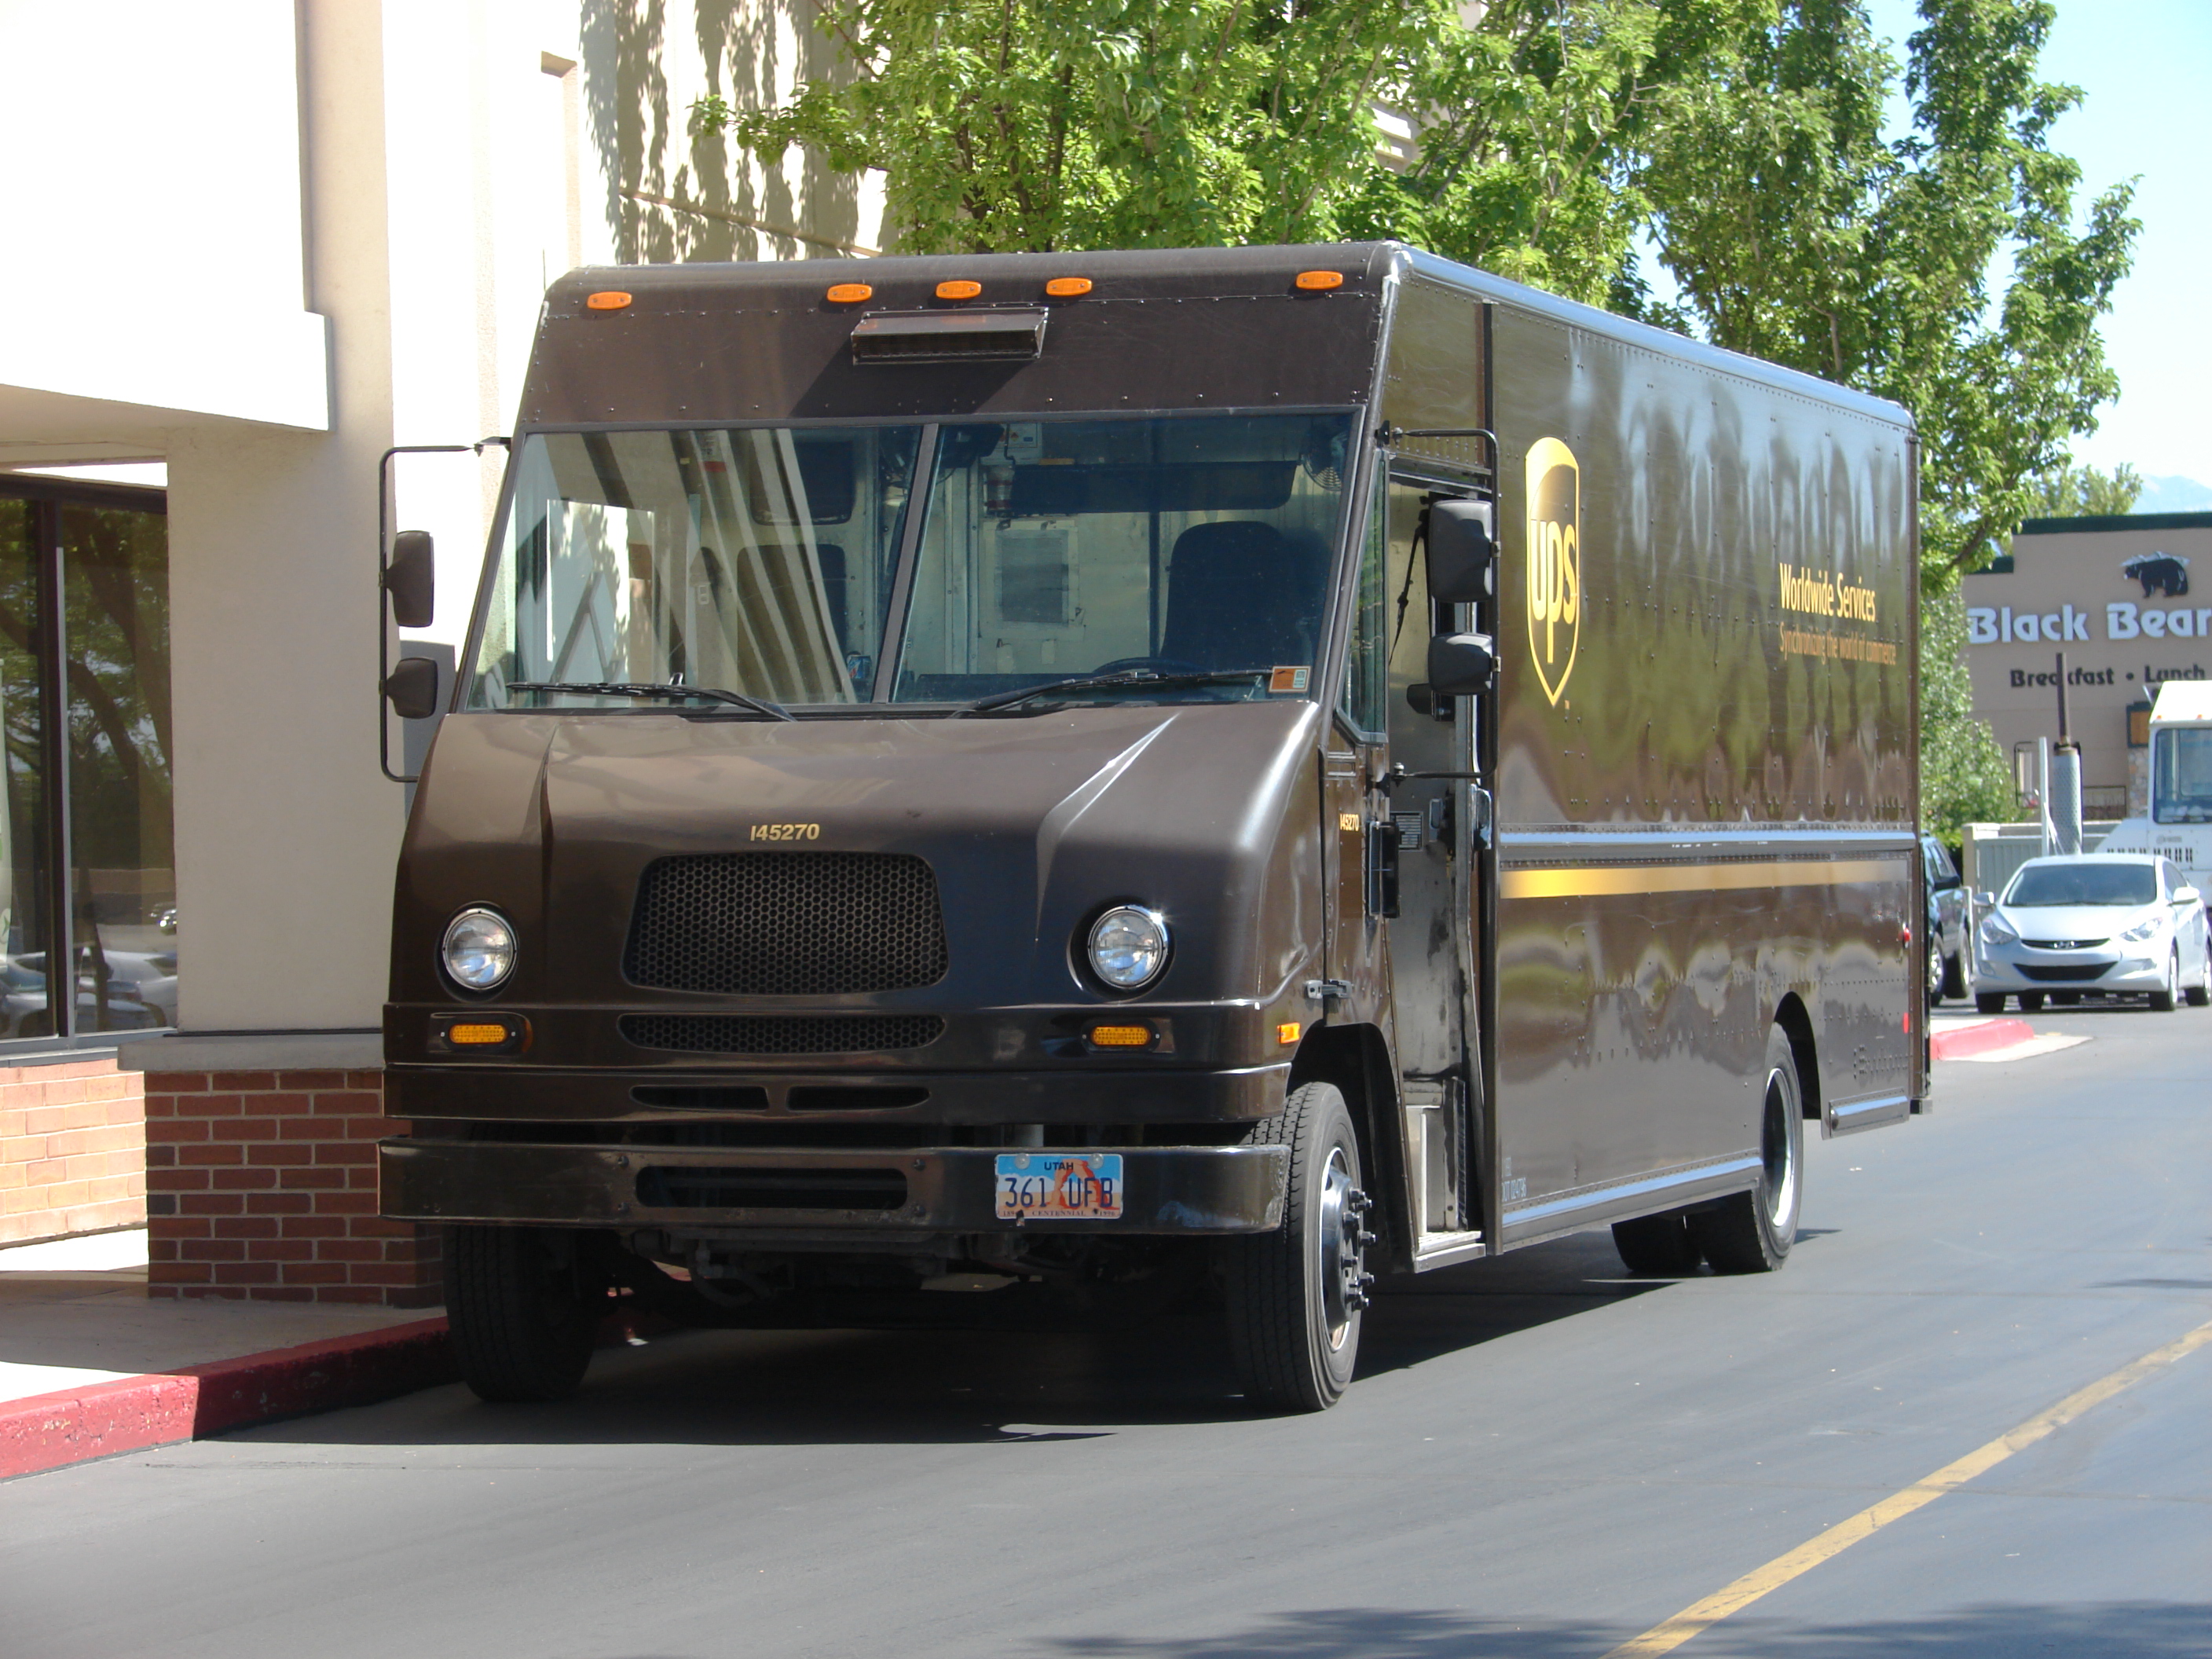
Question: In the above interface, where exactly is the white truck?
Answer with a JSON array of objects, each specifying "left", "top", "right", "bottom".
[{"left": 2099, "top": 682, "right": 2212, "bottom": 872}]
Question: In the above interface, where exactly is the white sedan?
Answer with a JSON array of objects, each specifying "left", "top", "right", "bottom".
[{"left": 1972, "top": 853, "right": 2211, "bottom": 1014}]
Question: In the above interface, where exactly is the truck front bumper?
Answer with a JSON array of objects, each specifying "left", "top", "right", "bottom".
[{"left": 380, "top": 1138, "right": 1288, "bottom": 1236}]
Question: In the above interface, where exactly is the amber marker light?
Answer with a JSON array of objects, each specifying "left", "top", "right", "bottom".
[
  {"left": 936, "top": 279, "right": 983, "bottom": 300},
  {"left": 1277, "top": 1021, "right": 1303, "bottom": 1045},
  {"left": 1294, "top": 270, "right": 1343, "bottom": 291},
  {"left": 826, "top": 282, "right": 873, "bottom": 303},
  {"left": 585, "top": 291, "right": 633, "bottom": 310},
  {"left": 1089, "top": 1024, "right": 1153, "bottom": 1049},
  {"left": 448, "top": 1022, "right": 511, "bottom": 1046},
  {"left": 1045, "top": 276, "right": 1093, "bottom": 297}
]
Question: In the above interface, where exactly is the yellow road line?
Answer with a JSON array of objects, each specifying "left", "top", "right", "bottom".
[
  {"left": 1503, "top": 858, "right": 1903, "bottom": 900},
  {"left": 1602, "top": 1315, "right": 2212, "bottom": 1657}
]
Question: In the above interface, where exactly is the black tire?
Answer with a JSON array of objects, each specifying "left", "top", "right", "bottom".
[
  {"left": 2187, "top": 978, "right": 2210, "bottom": 1009},
  {"left": 1942, "top": 950, "right": 1968, "bottom": 999},
  {"left": 445, "top": 1225, "right": 600, "bottom": 1403},
  {"left": 2018, "top": 992, "right": 2045, "bottom": 1013},
  {"left": 1221, "top": 1082, "right": 1370, "bottom": 1412},
  {"left": 1925, "top": 941, "right": 1946, "bottom": 1006},
  {"left": 1975, "top": 991, "right": 2007, "bottom": 1015},
  {"left": 1612, "top": 1212, "right": 1701, "bottom": 1275},
  {"left": 2149, "top": 950, "right": 2179, "bottom": 1013},
  {"left": 1690, "top": 1027, "right": 1804, "bottom": 1274}
]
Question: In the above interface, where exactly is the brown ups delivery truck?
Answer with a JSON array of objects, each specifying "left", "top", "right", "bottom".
[{"left": 379, "top": 243, "right": 1924, "bottom": 1412}]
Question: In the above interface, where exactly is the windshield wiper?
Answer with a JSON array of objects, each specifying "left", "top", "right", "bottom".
[
  {"left": 959, "top": 669, "right": 1269, "bottom": 716},
  {"left": 507, "top": 681, "right": 795, "bottom": 721}
]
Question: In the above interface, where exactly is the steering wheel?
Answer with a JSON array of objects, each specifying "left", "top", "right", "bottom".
[{"left": 1089, "top": 656, "right": 1208, "bottom": 676}]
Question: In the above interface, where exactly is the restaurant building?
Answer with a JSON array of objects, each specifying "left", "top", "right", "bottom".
[
  {"left": 0, "top": 1, "right": 877, "bottom": 1291},
  {"left": 1961, "top": 511, "right": 2212, "bottom": 819}
]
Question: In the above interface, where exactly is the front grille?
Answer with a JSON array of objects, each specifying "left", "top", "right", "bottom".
[
  {"left": 2024, "top": 938, "right": 2107, "bottom": 950},
  {"left": 636, "top": 1165, "right": 909, "bottom": 1210},
  {"left": 2017, "top": 963, "right": 2111, "bottom": 983},
  {"left": 624, "top": 851, "right": 949, "bottom": 995},
  {"left": 620, "top": 1013, "right": 947, "bottom": 1055}
]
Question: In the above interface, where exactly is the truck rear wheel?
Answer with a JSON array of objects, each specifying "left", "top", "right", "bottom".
[
  {"left": 1690, "top": 1028, "right": 1804, "bottom": 1274},
  {"left": 1222, "top": 1082, "right": 1370, "bottom": 1412},
  {"left": 446, "top": 1225, "right": 599, "bottom": 1403},
  {"left": 1612, "top": 1212, "right": 1701, "bottom": 1275}
]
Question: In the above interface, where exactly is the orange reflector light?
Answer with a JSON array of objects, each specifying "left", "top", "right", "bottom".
[
  {"left": 1089, "top": 1024, "right": 1152, "bottom": 1048},
  {"left": 1045, "top": 276, "right": 1093, "bottom": 297},
  {"left": 1277, "top": 1021, "right": 1303, "bottom": 1046},
  {"left": 448, "top": 1023, "right": 511, "bottom": 1046},
  {"left": 826, "top": 282, "right": 873, "bottom": 302},
  {"left": 936, "top": 280, "right": 983, "bottom": 300},
  {"left": 1294, "top": 270, "right": 1343, "bottom": 291},
  {"left": 585, "top": 291, "right": 633, "bottom": 310}
]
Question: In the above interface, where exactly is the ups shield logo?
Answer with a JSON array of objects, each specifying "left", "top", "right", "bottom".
[{"left": 1525, "top": 437, "right": 1580, "bottom": 705}]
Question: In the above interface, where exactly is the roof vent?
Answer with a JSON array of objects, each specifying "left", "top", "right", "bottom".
[{"left": 851, "top": 308, "right": 1049, "bottom": 364}]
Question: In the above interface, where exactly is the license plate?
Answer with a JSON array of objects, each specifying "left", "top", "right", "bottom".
[{"left": 994, "top": 1152, "right": 1124, "bottom": 1221}]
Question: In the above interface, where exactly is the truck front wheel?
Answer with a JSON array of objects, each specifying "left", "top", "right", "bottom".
[
  {"left": 1222, "top": 1082, "right": 1371, "bottom": 1412},
  {"left": 445, "top": 1225, "right": 600, "bottom": 1403}
]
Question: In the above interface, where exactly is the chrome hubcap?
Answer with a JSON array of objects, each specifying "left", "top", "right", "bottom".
[
  {"left": 1317, "top": 1148, "right": 1373, "bottom": 1350},
  {"left": 1763, "top": 1069, "right": 1798, "bottom": 1230}
]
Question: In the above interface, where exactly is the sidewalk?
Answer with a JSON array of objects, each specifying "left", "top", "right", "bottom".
[
  {"left": 1928, "top": 1012, "right": 2092, "bottom": 1063},
  {"left": 0, "top": 1229, "right": 453, "bottom": 1481}
]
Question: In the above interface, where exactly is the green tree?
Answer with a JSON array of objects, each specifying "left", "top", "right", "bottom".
[
  {"left": 693, "top": 0, "right": 1451, "bottom": 255},
  {"left": 1635, "top": 0, "right": 2139, "bottom": 590},
  {"left": 1920, "top": 584, "right": 2017, "bottom": 839},
  {"left": 693, "top": 0, "right": 1740, "bottom": 295},
  {"left": 2025, "top": 460, "right": 2143, "bottom": 518},
  {"left": 1339, "top": 1, "right": 1761, "bottom": 305}
]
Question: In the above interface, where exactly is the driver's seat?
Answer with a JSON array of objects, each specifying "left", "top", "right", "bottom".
[{"left": 1159, "top": 521, "right": 1325, "bottom": 669}]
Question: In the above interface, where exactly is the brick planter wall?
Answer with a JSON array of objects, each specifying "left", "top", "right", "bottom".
[
  {"left": 142, "top": 1069, "right": 441, "bottom": 1306},
  {"left": 0, "top": 1059, "right": 146, "bottom": 1246}
]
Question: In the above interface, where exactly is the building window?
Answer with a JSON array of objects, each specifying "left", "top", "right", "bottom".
[{"left": 0, "top": 481, "right": 174, "bottom": 1044}]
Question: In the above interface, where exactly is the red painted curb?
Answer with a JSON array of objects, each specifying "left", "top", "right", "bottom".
[
  {"left": 1930, "top": 1019, "right": 2037, "bottom": 1061},
  {"left": 0, "top": 1317, "right": 454, "bottom": 1482}
]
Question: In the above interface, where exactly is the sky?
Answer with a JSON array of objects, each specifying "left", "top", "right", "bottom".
[{"left": 1863, "top": 0, "right": 2212, "bottom": 492}]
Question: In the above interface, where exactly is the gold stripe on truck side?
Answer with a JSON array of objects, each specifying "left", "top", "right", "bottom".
[{"left": 1502, "top": 858, "right": 1904, "bottom": 900}]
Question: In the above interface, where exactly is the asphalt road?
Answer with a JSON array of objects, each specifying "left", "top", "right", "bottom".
[{"left": 7, "top": 1003, "right": 2208, "bottom": 1659}]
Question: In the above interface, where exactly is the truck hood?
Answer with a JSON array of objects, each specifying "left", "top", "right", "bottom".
[{"left": 396, "top": 702, "right": 1326, "bottom": 1009}]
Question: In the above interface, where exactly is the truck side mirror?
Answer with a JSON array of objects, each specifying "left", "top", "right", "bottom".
[
  {"left": 1426, "top": 500, "right": 1494, "bottom": 604},
  {"left": 386, "top": 529, "right": 436, "bottom": 628},
  {"left": 1426, "top": 632, "right": 1495, "bottom": 698},
  {"left": 384, "top": 654, "right": 441, "bottom": 720}
]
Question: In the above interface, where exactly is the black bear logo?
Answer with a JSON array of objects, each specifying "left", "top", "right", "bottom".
[{"left": 2123, "top": 552, "right": 2190, "bottom": 599}]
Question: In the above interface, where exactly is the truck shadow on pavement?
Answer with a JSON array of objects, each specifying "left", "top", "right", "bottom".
[
  {"left": 241, "top": 1233, "right": 1677, "bottom": 1449},
  {"left": 580, "top": 1601, "right": 2212, "bottom": 1659},
  {"left": 1022, "top": 1602, "right": 2212, "bottom": 1658}
]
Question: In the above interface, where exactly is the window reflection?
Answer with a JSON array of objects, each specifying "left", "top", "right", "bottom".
[
  {"left": 0, "top": 500, "right": 53, "bottom": 1035},
  {"left": 64, "top": 504, "right": 174, "bottom": 1032}
]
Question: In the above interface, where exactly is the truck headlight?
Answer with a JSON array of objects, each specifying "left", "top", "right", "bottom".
[
  {"left": 442, "top": 907, "right": 517, "bottom": 991},
  {"left": 1978, "top": 912, "right": 2018, "bottom": 947},
  {"left": 1086, "top": 906, "right": 1169, "bottom": 991}
]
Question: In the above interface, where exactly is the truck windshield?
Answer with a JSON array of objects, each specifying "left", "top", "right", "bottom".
[
  {"left": 465, "top": 412, "right": 1353, "bottom": 713},
  {"left": 467, "top": 426, "right": 921, "bottom": 708},
  {"left": 891, "top": 414, "right": 1352, "bottom": 705},
  {"left": 2152, "top": 727, "right": 2212, "bottom": 823}
]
